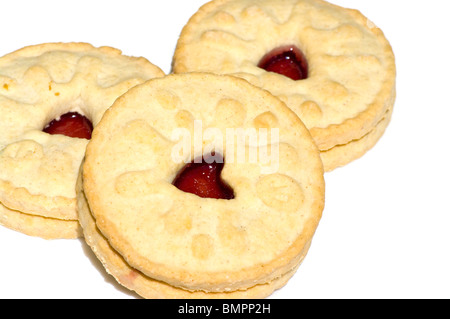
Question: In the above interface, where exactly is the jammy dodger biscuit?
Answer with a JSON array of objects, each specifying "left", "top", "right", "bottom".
[
  {"left": 79, "top": 73, "right": 325, "bottom": 297},
  {"left": 0, "top": 42, "right": 164, "bottom": 239},
  {"left": 173, "top": 0, "right": 396, "bottom": 171}
]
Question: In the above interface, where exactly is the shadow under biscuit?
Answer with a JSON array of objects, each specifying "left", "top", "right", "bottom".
[{"left": 78, "top": 236, "right": 141, "bottom": 299}]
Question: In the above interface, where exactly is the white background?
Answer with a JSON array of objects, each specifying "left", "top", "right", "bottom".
[{"left": 1, "top": 0, "right": 449, "bottom": 299}]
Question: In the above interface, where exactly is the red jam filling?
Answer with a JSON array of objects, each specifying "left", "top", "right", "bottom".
[
  {"left": 173, "top": 153, "right": 234, "bottom": 200},
  {"left": 258, "top": 45, "right": 308, "bottom": 80},
  {"left": 43, "top": 112, "right": 93, "bottom": 139}
]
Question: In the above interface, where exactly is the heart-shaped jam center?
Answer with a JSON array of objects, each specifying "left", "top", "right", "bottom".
[
  {"left": 43, "top": 112, "right": 93, "bottom": 139},
  {"left": 173, "top": 153, "right": 235, "bottom": 200},
  {"left": 258, "top": 45, "right": 308, "bottom": 80}
]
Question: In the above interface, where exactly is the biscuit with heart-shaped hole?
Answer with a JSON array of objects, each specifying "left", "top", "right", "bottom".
[
  {"left": 173, "top": 0, "right": 396, "bottom": 171},
  {"left": 0, "top": 42, "right": 164, "bottom": 239},
  {"left": 80, "top": 73, "right": 324, "bottom": 295}
]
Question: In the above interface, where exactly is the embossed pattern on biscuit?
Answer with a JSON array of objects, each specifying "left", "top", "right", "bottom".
[
  {"left": 256, "top": 173, "right": 304, "bottom": 213},
  {"left": 214, "top": 98, "right": 247, "bottom": 129},
  {"left": 0, "top": 43, "right": 164, "bottom": 223},
  {"left": 83, "top": 73, "right": 324, "bottom": 291}
]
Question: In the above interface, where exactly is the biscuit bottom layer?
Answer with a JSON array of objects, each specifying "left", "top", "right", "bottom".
[
  {"left": 320, "top": 107, "right": 393, "bottom": 171},
  {"left": 76, "top": 172, "right": 308, "bottom": 298},
  {"left": 0, "top": 201, "right": 81, "bottom": 239}
]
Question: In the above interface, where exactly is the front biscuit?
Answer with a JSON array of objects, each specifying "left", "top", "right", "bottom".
[{"left": 81, "top": 73, "right": 325, "bottom": 295}]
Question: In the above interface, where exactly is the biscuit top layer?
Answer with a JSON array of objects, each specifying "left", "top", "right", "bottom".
[
  {"left": 0, "top": 43, "right": 164, "bottom": 219},
  {"left": 82, "top": 73, "right": 325, "bottom": 292},
  {"left": 173, "top": 0, "right": 396, "bottom": 150}
]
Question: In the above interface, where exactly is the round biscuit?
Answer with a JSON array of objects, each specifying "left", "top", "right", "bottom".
[
  {"left": 0, "top": 42, "right": 164, "bottom": 239},
  {"left": 82, "top": 73, "right": 325, "bottom": 292},
  {"left": 173, "top": 0, "right": 396, "bottom": 170}
]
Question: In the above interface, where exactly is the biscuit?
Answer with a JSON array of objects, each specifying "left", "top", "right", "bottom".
[
  {"left": 0, "top": 43, "right": 164, "bottom": 239},
  {"left": 173, "top": 0, "right": 396, "bottom": 171},
  {"left": 80, "top": 73, "right": 324, "bottom": 295}
]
